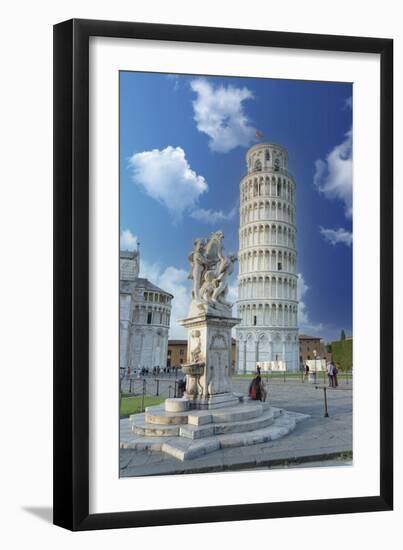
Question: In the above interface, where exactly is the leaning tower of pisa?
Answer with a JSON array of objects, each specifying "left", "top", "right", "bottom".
[{"left": 236, "top": 142, "right": 299, "bottom": 373}]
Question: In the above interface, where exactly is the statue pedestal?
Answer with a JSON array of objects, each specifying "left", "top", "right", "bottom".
[
  {"left": 178, "top": 313, "right": 241, "bottom": 410},
  {"left": 121, "top": 231, "right": 310, "bottom": 462}
]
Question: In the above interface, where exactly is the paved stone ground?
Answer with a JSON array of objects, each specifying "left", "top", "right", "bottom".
[{"left": 120, "top": 379, "right": 352, "bottom": 477}]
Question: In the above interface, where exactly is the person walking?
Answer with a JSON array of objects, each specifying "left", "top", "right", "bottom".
[
  {"left": 332, "top": 362, "right": 339, "bottom": 387},
  {"left": 326, "top": 361, "right": 334, "bottom": 387},
  {"left": 304, "top": 363, "right": 309, "bottom": 382}
]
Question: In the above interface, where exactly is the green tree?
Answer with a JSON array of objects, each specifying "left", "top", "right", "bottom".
[
  {"left": 340, "top": 329, "right": 346, "bottom": 340},
  {"left": 332, "top": 338, "right": 352, "bottom": 371}
]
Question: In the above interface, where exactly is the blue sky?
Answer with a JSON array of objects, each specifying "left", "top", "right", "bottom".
[{"left": 120, "top": 71, "right": 352, "bottom": 342}]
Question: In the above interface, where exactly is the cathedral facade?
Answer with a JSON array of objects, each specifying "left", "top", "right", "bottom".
[
  {"left": 236, "top": 142, "right": 299, "bottom": 372},
  {"left": 120, "top": 249, "right": 172, "bottom": 372}
]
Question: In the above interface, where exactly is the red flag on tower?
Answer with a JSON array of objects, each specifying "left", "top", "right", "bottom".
[{"left": 255, "top": 130, "right": 264, "bottom": 140}]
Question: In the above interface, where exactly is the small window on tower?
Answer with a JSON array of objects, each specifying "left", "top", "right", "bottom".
[
  {"left": 265, "top": 149, "right": 270, "bottom": 160},
  {"left": 253, "top": 315, "right": 257, "bottom": 326},
  {"left": 254, "top": 159, "right": 262, "bottom": 171},
  {"left": 147, "top": 312, "right": 152, "bottom": 324},
  {"left": 278, "top": 262, "right": 282, "bottom": 270}
]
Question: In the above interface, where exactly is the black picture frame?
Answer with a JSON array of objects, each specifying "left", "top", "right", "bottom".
[{"left": 53, "top": 18, "right": 393, "bottom": 531}]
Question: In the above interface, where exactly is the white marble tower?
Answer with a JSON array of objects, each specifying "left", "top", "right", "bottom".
[{"left": 236, "top": 142, "right": 299, "bottom": 372}]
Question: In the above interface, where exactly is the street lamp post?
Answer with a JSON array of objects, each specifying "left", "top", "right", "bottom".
[{"left": 313, "top": 349, "right": 317, "bottom": 384}]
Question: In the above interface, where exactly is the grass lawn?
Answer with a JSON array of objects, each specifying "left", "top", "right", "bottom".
[{"left": 120, "top": 395, "right": 165, "bottom": 418}]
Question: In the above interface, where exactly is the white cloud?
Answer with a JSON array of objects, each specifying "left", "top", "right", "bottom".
[
  {"left": 297, "top": 273, "right": 309, "bottom": 302},
  {"left": 120, "top": 229, "right": 138, "bottom": 251},
  {"left": 190, "top": 206, "right": 237, "bottom": 224},
  {"left": 314, "top": 128, "right": 352, "bottom": 218},
  {"left": 297, "top": 273, "right": 323, "bottom": 334},
  {"left": 190, "top": 78, "right": 256, "bottom": 153},
  {"left": 320, "top": 227, "right": 352, "bottom": 247},
  {"left": 344, "top": 96, "right": 352, "bottom": 110},
  {"left": 140, "top": 260, "right": 191, "bottom": 339},
  {"left": 129, "top": 146, "right": 208, "bottom": 220}
]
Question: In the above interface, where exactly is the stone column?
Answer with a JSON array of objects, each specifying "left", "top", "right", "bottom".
[
  {"left": 138, "top": 332, "right": 144, "bottom": 369},
  {"left": 243, "top": 340, "right": 247, "bottom": 374},
  {"left": 120, "top": 321, "right": 130, "bottom": 370}
]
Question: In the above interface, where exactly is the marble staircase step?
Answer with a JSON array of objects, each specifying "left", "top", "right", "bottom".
[
  {"left": 144, "top": 407, "right": 189, "bottom": 426},
  {"left": 162, "top": 411, "right": 306, "bottom": 460},
  {"left": 197, "top": 402, "right": 265, "bottom": 425},
  {"left": 142, "top": 400, "right": 265, "bottom": 427},
  {"left": 179, "top": 408, "right": 278, "bottom": 440},
  {"left": 131, "top": 414, "right": 181, "bottom": 437},
  {"left": 121, "top": 409, "right": 310, "bottom": 461}
]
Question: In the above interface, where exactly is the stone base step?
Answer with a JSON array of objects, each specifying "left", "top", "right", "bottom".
[
  {"left": 122, "top": 408, "right": 309, "bottom": 460},
  {"left": 131, "top": 414, "right": 181, "bottom": 437},
  {"left": 132, "top": 401, "right": 271, "bottom": 437},
  {"left": 179, "top": 408, "right": 278, "bottom": 440},
  {"left": 142, "top": 400, "right": 266, "bottom": 427},
  {"left": 143, "top": 408, "right": 189, "bottom": 426}
]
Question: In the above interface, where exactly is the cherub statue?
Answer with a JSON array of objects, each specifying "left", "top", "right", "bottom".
[
  {"left": 199, "top": 270, "right": 217, "bottom": 304},
  {"left": 187, "top": 239, "right": 207, "bottom": 301},
  {"left": 190, "top": 330, "right": 202, "bottom": 363},
  {"left": 211, "top": 253, "right": 237, "bottom": 306}
]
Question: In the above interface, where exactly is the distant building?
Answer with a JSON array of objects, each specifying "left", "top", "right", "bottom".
[
  {"left": 168, "top": 338, "right": 237, "bottom": 373},
  {"left": 120, "top": 249, "right": 172, "bottom": 372},
  {"left": 299, "top": 334, "right": 331, "bottom": 365},
  {"left": 299, "top": 334, "right": 321, "bottom": 363},
  {"left": 167, "top": 340, "right": 188, "bottom": 368}
]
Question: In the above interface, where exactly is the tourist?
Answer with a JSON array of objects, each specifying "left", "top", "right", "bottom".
[
  {"left": 332, "top": 362, "right": 339, "bottom": 387},
  {"left": 249, "top": 374, "right": 265, "bottom": 401},
  {"left": 177, "top": 377, "right": 186, "bottom": 398},
  {"left": 326, "top": 361, "right": 334, "bottom": 387},
  {"left": 304, "top": 363, "right": 309, "bottom": 382}
]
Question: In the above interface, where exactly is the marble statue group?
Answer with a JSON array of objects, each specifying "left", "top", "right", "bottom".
[{"left": 187, "top": 230, "right": 237, "bottom": 315}]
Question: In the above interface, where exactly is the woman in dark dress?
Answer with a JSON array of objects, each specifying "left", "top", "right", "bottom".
[{"left": 249, "top": 374, "right": 265, "bottom": 401}]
